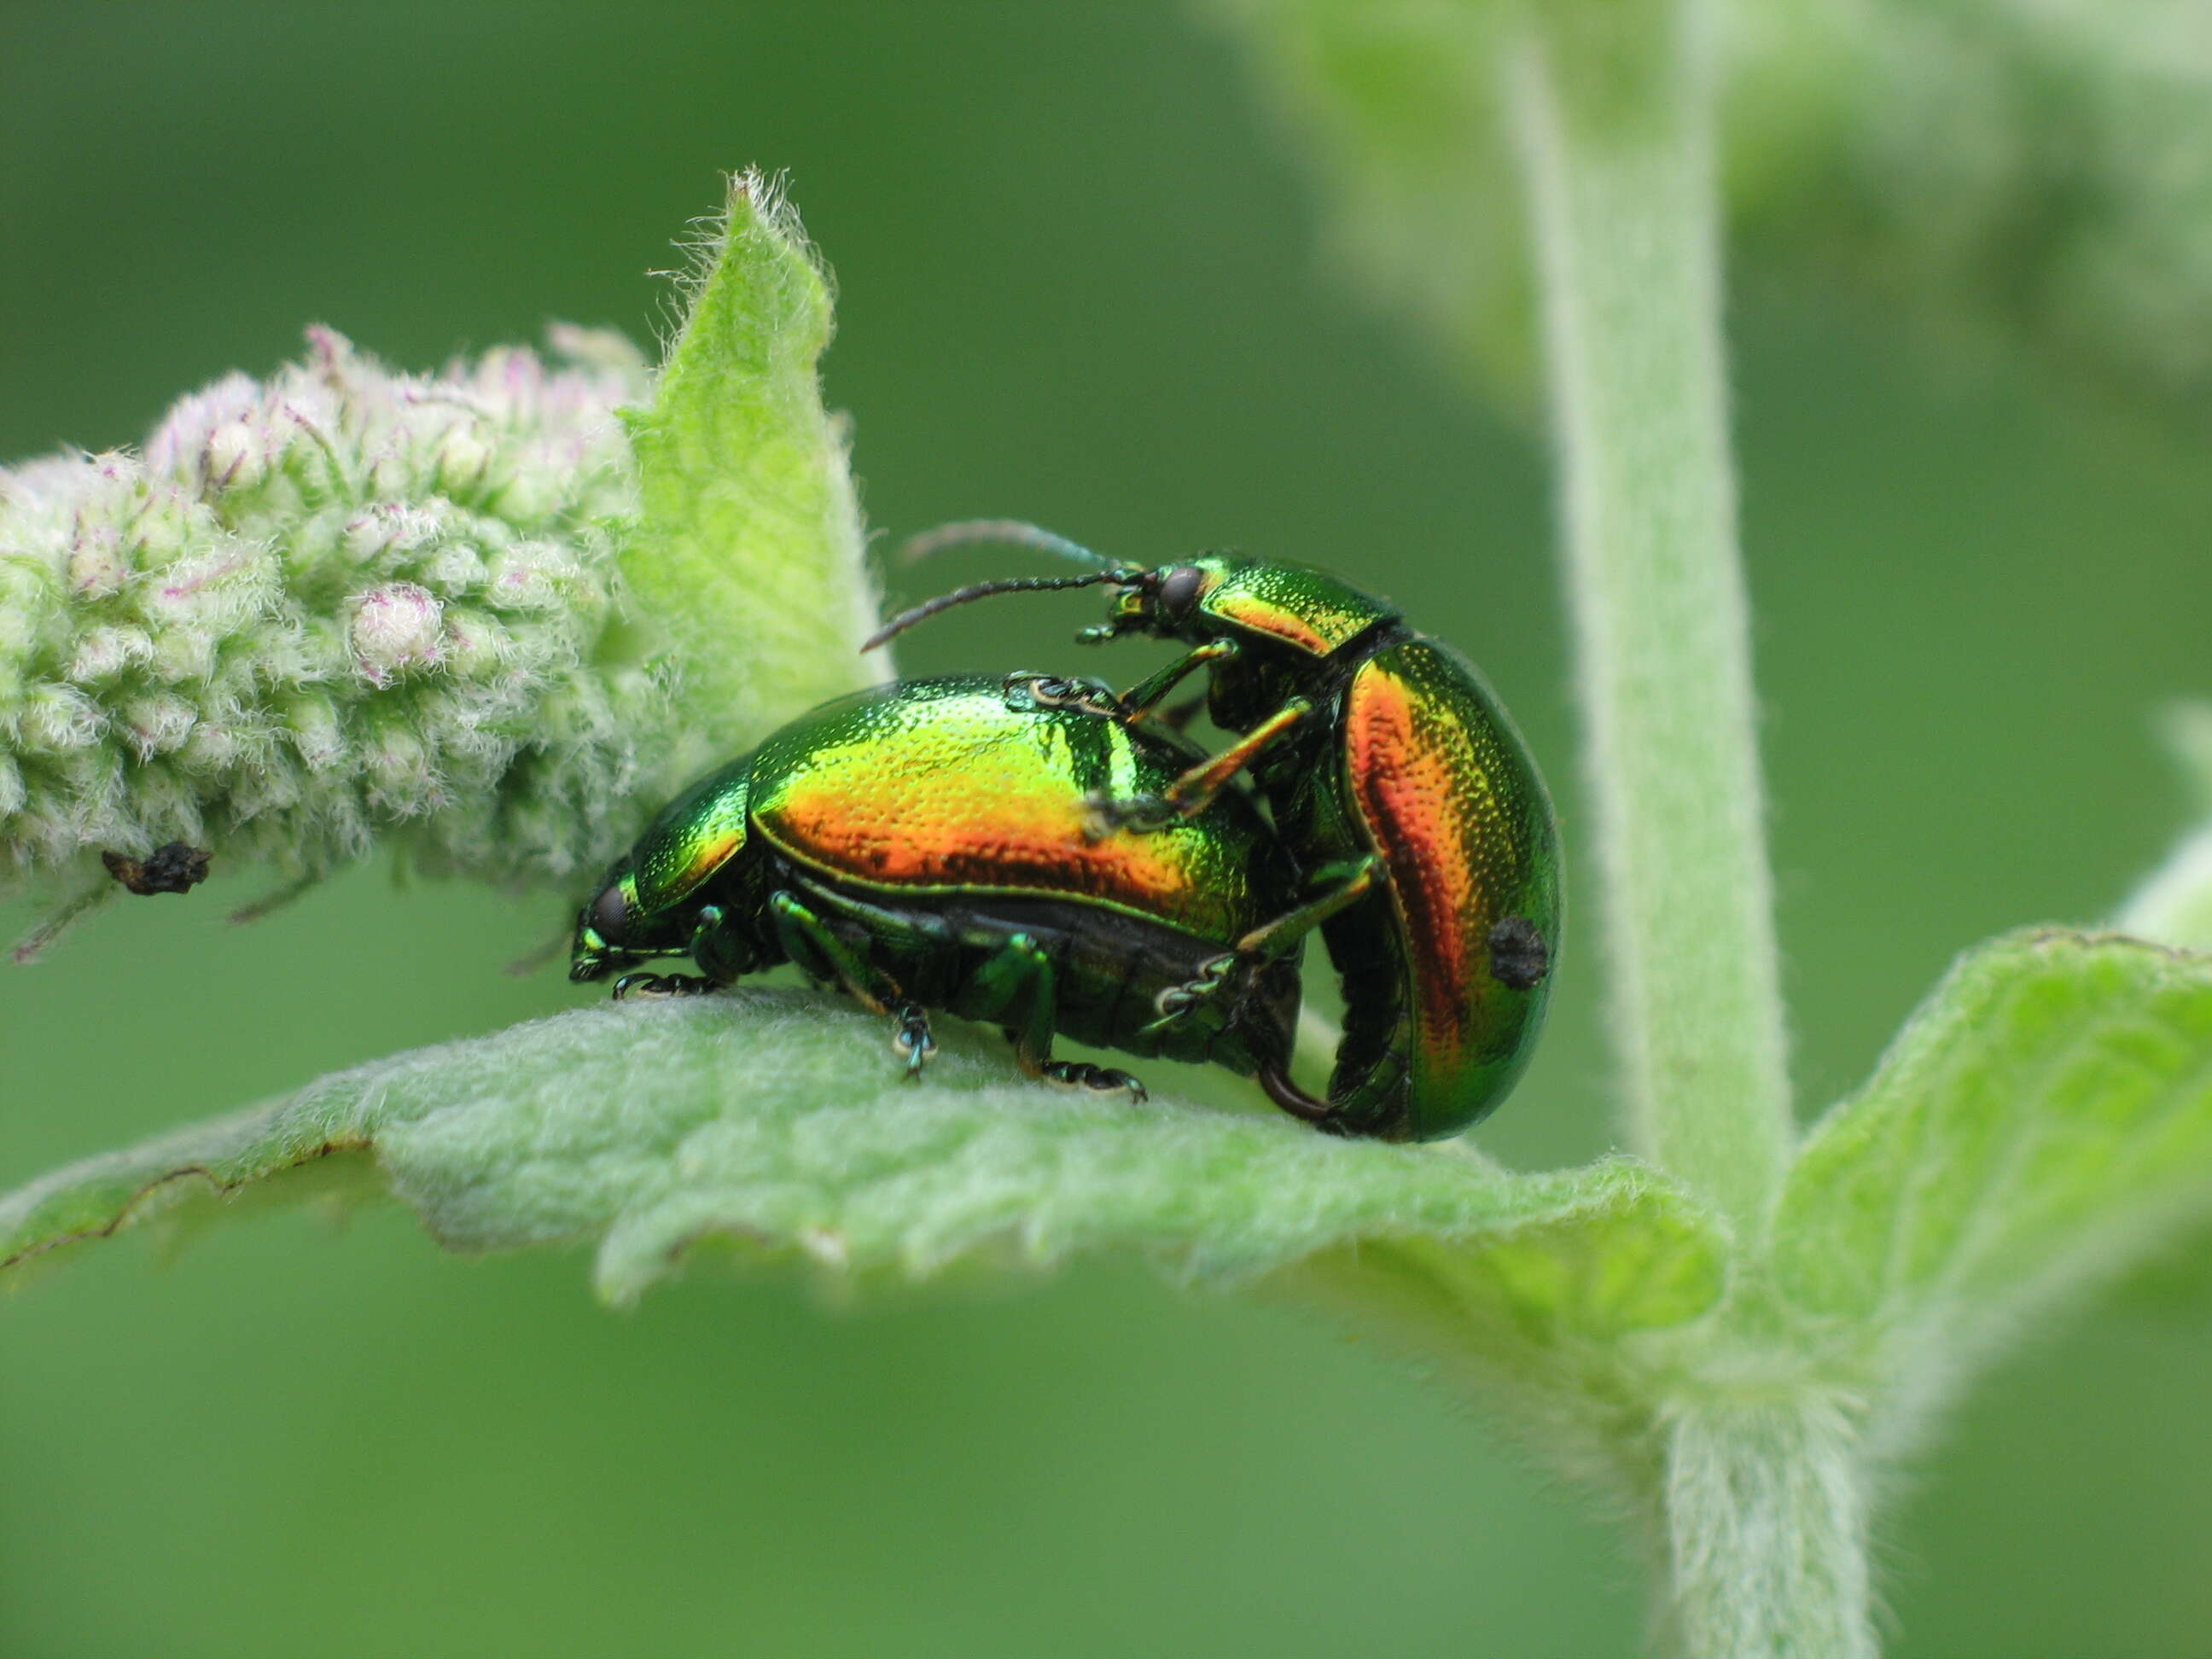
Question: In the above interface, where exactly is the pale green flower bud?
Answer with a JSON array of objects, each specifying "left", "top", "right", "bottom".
[
  {"left": 119, "top": 694, "right": 197, "bottom": 760},
  {"left": 202, "top": 421, "right": 265, "bottom": 492},
  {"left": 438, "top": 607, "right": 511, "bottom": 679},
  {"left": 348, "top": 581, "right": 445, "bottom": 683},
  {"left": 282, "top": 696, "right": 347, "bottom": 774},
  {"left": 66, "top": 626, "right": 154, "bottom": 684}
]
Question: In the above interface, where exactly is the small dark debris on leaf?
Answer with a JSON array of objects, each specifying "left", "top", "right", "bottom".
[
  {"left": 102, "top": 843, "right": 212, "bottom": 897},
  {"left": 1487, "top": 916, "right": 1550, "bottom": 988}
]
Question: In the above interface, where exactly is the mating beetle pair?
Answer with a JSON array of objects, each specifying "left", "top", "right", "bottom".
[
  {"left": 571, "top": 672, "right": 1323, "bottom": 1103},
  {"left": 573, "top": 527, "right": 1558, "bottom": 1142}
]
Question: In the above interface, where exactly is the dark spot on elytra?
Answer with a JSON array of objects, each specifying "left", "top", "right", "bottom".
[
  {"left": 102, "top": 843, "right": 212, "bottom": 896},
  {"left": 1487, "top": 916, "right": 1550, "bottom": 989}
]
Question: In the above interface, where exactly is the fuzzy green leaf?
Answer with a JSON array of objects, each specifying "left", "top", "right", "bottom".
[
  {"left": 625, "top": 171, "right": 880, "bottom": 778},
  {"left": 1773, "top": 930, "right": 2212, "bottom": 1379},
  {"left": 0, "top": 989, "right": 1725, "bottom": 1347}
]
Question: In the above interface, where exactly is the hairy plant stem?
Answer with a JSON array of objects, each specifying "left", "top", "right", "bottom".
[
  {"left": 1511, "top": 8, "right": 1834, "bottom": 1653},
  {"left": 1511, "top": 5, "right": 1792, "bottom": 1238},
  {"left": 1656, "top": 1397, "right": 1877, "bottom": 1659}
]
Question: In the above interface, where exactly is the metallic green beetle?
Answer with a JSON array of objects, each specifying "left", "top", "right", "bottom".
[
  {"left": 870, "top": 524, "right": 1560, "bottom": 1141},
  {"left": 572, "top": 672, "right": 1341, "bottom": 1109}
]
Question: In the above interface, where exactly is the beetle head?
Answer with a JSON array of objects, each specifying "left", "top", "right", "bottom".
[
  {"left": 570, "top": 864, "right": 641, "bottom": 981},
  {"left": 1108, "top": 556, "right": 1390, "bottom": 663},
  {"left": 569, "top": 861, "right": 701, "bottom": 981},
  {"left": 1081, "top": 555, "right": 1237, "bottom": 644},
  {"left": 873, "top": 523, "right": 1394, "bottom": 667},
  {"left": 869, "top": 521, "right": 1247, "bottom": 655}
]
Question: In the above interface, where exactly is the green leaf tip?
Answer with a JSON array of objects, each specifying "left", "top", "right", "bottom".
[
  {"left": 626, "top": 169, "right": 881, "bottom": 781},
  {"left": 1775, "top": 928, "right": 2212, "bottom": 1394},
  {"left": 0, "top": 988, "right": 1727, "bottom": 1324}
]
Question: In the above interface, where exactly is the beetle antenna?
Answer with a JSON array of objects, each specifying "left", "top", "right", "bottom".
[
  {"left": 897, "top": 519, "right": 1119, "bottom": 571},
  {"left": 862, "top": 571, "right": 1134, "bottom": 652}
]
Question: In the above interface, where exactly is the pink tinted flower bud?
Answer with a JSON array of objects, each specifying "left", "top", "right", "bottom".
[{"left": 349, "top": 581, "right": 445, "bottom": 682}]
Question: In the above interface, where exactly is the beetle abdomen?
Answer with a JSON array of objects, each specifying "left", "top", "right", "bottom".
[{"left": 1338, "top": 638, "right": 1559, "bottom": 1138}]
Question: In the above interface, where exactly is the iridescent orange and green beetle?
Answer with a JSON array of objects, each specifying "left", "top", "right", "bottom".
[
  {"left": 870, "top": 523, "right": 1561, "bottom": 1141},
  {"left": 571, "top": 672, "right": 1366, "bottom": 1108}
]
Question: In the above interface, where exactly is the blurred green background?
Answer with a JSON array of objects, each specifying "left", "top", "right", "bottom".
[{"left": 7, "top": 4, "right": 2212, "bottom": 1654}]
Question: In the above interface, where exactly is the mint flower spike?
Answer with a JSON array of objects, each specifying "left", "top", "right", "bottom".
[
  {"left": 0, "top": 324, "right": 670, "bottom": 928},
  {"left": 3, "top": 169, "right": 876, "bottom": 955}
]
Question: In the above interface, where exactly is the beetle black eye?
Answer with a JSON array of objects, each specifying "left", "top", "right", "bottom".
[
  {"left": 591, "top": 882, "right": 632, "bottom": 946},
  {"left": 1157, "top": 564, "right": 1204, "bottom": 620}
]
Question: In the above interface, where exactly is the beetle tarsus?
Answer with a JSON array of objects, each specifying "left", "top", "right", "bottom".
[
  {"left": 1003, "top": 670, "right": 1121, "bottom": 719},
  {"left": 891, "top": 1003, "right": 937, "bottom": 1076},
  {"left": 1082, "top": 790, "right": 1180, "bottom": 841},
  {"left": 1142, "top": 952, "right": 1240, "bottom": 1034},
  {"left": 611, "top": 972, "right": 715, "bottom": 1001},
  {"left": 1045, "top": 1061, "right": 1147, "bottom": 1103}
]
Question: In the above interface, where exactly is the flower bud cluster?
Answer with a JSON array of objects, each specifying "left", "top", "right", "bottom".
[{"left": 0, "top": 325, "right": 677, "bottom": 894}]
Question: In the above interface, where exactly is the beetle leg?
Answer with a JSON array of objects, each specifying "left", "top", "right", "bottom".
[
  {"left": 1140, "top": 951, "right": 1240, "bottom": 1035},
  {"left": 1148, "top": 693, "right": 1208, "bottom": 733},
  {"left": 1042, "top": 1061, "right": 1148, "bottom": 1104},
  {"left": 892, "top": 1003, "right": 937, "bottom": 1076},
  {"left": 1012, "top": 649, "right": 1221, "bottom": 736},
  {"left": 687, "top": 904, "right": 725, "bottom": 954},
  {"left": 769, "top": 892, "right": 945, "bottom": 1080},
  {"left": 958, "top": 931, "right": 1145, "bottom": 1102},
  {"left": 1001, "top": 671, "right": 1121, "bottom": 719},
  {"left": 1110, "top": 638, "right": 1239, "bottom": 719},
  {"left": 690, "top": 903, "right": 769, "bottom": 981},
  {"left": 964, "top": 931, "right": 1061, "bottom": 1074},
  {"left": 611, "top": 972, "right": 716, "bottom": 1000},
  {"left": 1085, "top": 697, "right": 1313, "bottom": 838},
  {"left": 1232, "top": 855, "right": 1382, "bottom": 958},
  {"left": 1258, "top": 1060, "right": 1339, "bottom": 1129},
  {"left": 793, "top": 884, "right": 957, "bottom": 943},
  {"left": 767, "top": 890, "right": 904, "bottom": 1016},
  {"left": 1144, "top": 857, "right": 1382, "bottom": 1037}
]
